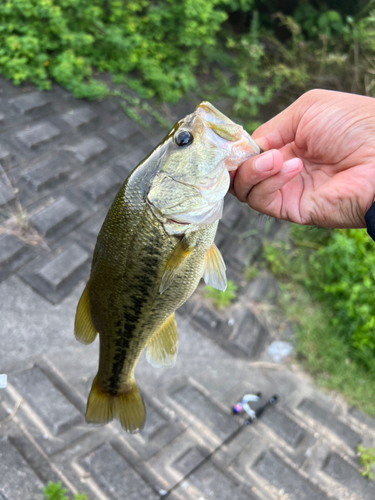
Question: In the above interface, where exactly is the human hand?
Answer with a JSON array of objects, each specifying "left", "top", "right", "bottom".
[{"left": 230, "top": 89, "right": 375, "bottom": 228}]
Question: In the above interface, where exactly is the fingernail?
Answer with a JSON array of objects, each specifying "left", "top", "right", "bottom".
[
  {"left": 255, "top": 152, "right": 274, "bottom": 172},
  {"left": 281, "top": 158, "right": 301, "bottom": 173}
]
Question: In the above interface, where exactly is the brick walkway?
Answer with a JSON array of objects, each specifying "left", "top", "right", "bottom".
[{"left": 0, "top": 77, "right": 374, "bottom": 500}]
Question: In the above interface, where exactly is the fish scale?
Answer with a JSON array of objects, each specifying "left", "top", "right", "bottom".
[{"left": 74, "top": 101, "right": 260, "bottom": 432}]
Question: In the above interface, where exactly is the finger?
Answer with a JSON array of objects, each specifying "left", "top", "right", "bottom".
[
  {"left": 230, "top": 149, "right": 284, "bottom": 202},
  {"left": 251, "top": 89, "right": 328, "bottom": 151},
  {"left": 247, "top": 158, "right": 304, "bottom": 220}
]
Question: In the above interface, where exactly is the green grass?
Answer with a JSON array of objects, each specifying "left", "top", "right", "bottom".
[
  {"left": 357, "top": 445, "right": 375, "bottom": 479},
  {"left": 42, "top": 482, "right": 87, "bottom": 500},
  {"left": 204, "top": 279, "right": 238, "bottom": 309},
  {"left": 275, "top": 282, "right": 375, "bottom": 416}
]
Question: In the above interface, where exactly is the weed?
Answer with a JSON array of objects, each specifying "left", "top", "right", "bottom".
[
  {"left": 244, "top": 266, "right": 259, "bottom": 281},
  {"left": 263, "top": 224, "right": 375, "bottom": 416},
  {"left": 357, "top": 445, "right": 375, "bottom": 480},
  {"left": 42, "top": 482, "right": 87, "bottom": 500},
  {"left": 204, "top": 280, "right": 238, "bottom": 309}
]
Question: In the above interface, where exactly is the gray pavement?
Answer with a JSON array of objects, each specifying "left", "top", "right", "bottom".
[{"left": 0, "top": 77, "right": 375, "bottom": 500}]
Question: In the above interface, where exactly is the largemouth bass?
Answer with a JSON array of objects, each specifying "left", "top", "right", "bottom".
[{"left": 74, "top": 102, "right": 260, "bottom": 433}]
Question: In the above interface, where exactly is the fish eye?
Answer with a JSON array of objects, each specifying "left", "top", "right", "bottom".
[{"left": 175, "top": 130, "right": 193, "bottom": 147}]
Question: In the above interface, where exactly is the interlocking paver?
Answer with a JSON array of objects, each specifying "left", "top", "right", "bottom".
[
  {"left": 11, "top": 365, "right": 83, "bottom": 436},
  {"left": 79, "top": 168, "right": 121, "bottom": 203},
  {"left": 252, "top": 451, "right": 329, "bottom": 500},
  {"left": 322, "top": 453, "right": 375, "bottom": 497},
  {"left": 0, "top": 75, "right": 374, "bottom": 500},
  {"left": 10, "top": 92, "right": 51, "bottom": 116},
  {"left": 80, "top": 443, "right": 159, "bottom": 500},
  {"left": 16, "top": 122, "right": 60, "bottom": 149},
  {"left": 0, "top": 437, "right": 44, "bottom": 500},
  {"left": 21, "top": 152, "right": 72, "bottom": 192},
  {"left": 30, "top": 197, "right": 81, "bottom": 237},
  {"left": 61, "top": 107, "right": 98, "bottom": 132},
  {"left": 298, "top": 398, "right": 361, "bottom": 449},
  {"left": 18, "top": 243, "right": 90, "bottom": 303},
  {"left": 71, "top": 136, "right": 108, "bottom": 163}
]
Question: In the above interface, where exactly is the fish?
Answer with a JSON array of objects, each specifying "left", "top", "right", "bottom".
[{"left": 74, "top": 102, "right": 260, "bottom": 433}]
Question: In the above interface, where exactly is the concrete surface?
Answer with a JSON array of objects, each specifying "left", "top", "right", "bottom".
[{"left": 0, "top": 77, "right": 375, "bottom": 500}]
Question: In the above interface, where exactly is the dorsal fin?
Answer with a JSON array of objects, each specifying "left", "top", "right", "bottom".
[
  {"left": 202, "top": 243, "right": 227, "bottom": 291},
  {"left": 74, "top": 283, "right": 98, "bottom": 345},
  {"left": 146, "top": 313, "right": 178, "bottom": 368},
  {"left": 159, "top": 235, "right": 195, "bottom": 294}
]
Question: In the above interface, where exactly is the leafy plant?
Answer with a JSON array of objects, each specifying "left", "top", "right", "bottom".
[
  {"left": 357, "top": 445, "right": 375, "bottom": 479},
  {"left": 42, "top": 482, "right": 87, "bottom": 500},
  {"left": 204, "top": 279, "right": 238, "bottom": 308},
  {"left": 265, "top": 225, "right": 375, "bottom": 371}
]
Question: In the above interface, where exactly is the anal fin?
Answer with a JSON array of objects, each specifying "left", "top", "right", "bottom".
[
  {"left": 86, "top": 376, "right": 146, "bottom": 434},
  {"left": 74, "top": 282, "right": 98, "bottom": 345},
  {"left": 146, "top": 313, "right": 178, "bottom": 368},
  {"left": 202, "top": 243, "right": 227, "bottom": 291}
]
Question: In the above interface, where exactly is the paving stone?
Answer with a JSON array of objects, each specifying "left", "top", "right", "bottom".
[
  {"left": 80, "top": 169, "right": 121, "bottom": 203},
  {"left": 172, "top": 447, "right": 206, "bottom": 476},
  {"left": 253, "top": 452, "right": 328, "bottom": 500},
  {"left": 0, "top": 234, "right": 30, "bottom": 280},
  {"left": 349, "top": 406, "right": 375, "bottom": 430},
  {"left": 246, "top": 275, "right": 279, "bottom": 303},
  {"left": 0, "top": 144, "right": 11, "bottom": 169},
  {"left": 0, "top": 437, "right": 44, "bottom": 500},
  {"left": 111, "top": 148, "right": 149, "bottom": 178},
  {"left": 30, "top": 197, "right": 81, "bottom": 237},
  {"left": 11, "top": 365, "right": 83, "bottom": 435},
  {"left": 322, "top": 453, "right": 375, "bottom": 498},
  {"left": 126, "top": 402, "right": 185, "bottom": 461},
  {"left": 81, "top": 443, "right": 158, "bottom": 500},
  {"left": 176, "top": 461, "right": 256, "bottom": 500},
  {"left": 147, "top": 430, "right": 210, "bottom": 492},
  {"left": 260, "top": 409, "right": 305, "bottom": 448},
  {"left": 18, "top": 242, "right": 90, "bottom": 303},
  {"left": 171, "top": 384, "right": 240, "bottom": 442},
  {"left": 298, "top": 398, "right": 361, "bottom": 448},
  {"left": 221, "top": 197, "right": 244, "bottom": 229},
  {"left": 74, "top": 211, "right": 106, "bottom": 248},
  {"left": 21, "top": 151, "right": 73, "bottom": 192},
  {"left": 16, "top": 122, "right": 60, "bottom": 149},
  {"left": 230, "top": 309, "right": 268, "bottom": 359},
  {"left": 61, "top": 107, "right": 98, "bottom": 132},
  {"left": 0, "top": 166, "right": 15, "bottom": 206},
  {"left": 72, "top": 136, "right": 108, "bottom": 163},
  {"left": 10, "top": 91, "right": 51, "bottom": 116},
  {"left": 108, "top": 118, "right": 139, "bottom": 141},
  {"left": 8, "top": 431, "right": 62, "bottom": 485},
  {"left": 192, "top": 305, "right": 224, "bottom": 334}
]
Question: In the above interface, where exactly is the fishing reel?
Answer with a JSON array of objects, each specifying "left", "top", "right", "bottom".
[{"left": 232, "top": 392, "right": 278, "bottom": 425}]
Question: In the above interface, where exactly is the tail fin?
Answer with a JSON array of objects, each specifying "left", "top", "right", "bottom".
[{"left": 85, "top": 376, "right": 146, "bottom": 434}]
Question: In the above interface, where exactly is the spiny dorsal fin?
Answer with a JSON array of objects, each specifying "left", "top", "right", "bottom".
[
  {"left": 146, "top": 313, "right": 178, "bottom": 368},
  {"left": 202, "top": 243, "right": 227, "bottom": 291},
  {"left": 74, "top": 283, "right": 98, "bottom": 345},
  {"left": 159, "top": 235, "right": 195, "bottom": 294},
  {"left": 85, "top": 376, "right": 146, "bottom": 434}
]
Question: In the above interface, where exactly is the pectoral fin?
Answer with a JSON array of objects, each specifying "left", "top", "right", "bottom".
[
  {"left": 202, "top": 243, "right": 227, "bottom": 291},
  {"left": 159, "top": 235, "right": 195, "bottom": 294},
  {"left": 146, "top": 313, "right": 178, "bottom": 368},
  {"left": 74, "top": 283, "right": 98, "bottom": 345}
]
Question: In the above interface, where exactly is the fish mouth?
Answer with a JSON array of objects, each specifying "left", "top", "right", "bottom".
[{"left": 195, "top": 102, "right": 260, "bottom": 170}]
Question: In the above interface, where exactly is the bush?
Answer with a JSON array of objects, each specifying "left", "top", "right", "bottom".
[
  {"left": 265, "top": 225, "right": 375, "bottom": 372},
  {"left": 0, "top": 0, "right": 227, "bottom": 102},
  {"left": 1, "top": 0, "right": 374, "bottom": 117}
]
